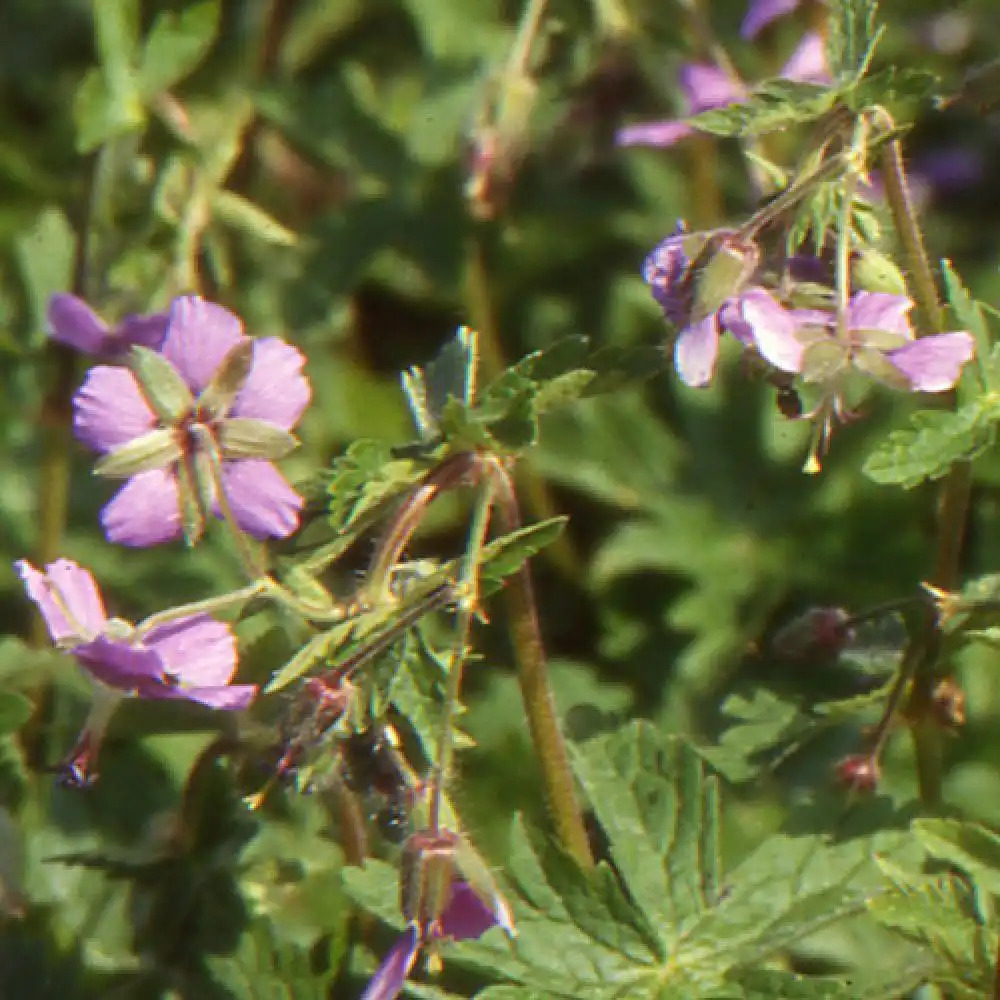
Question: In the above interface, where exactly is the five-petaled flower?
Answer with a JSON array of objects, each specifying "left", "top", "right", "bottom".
[
  {"left": 73, "top": 295, "right": 310, "bottom": 547},
  {"left": 16, "top": 558, "right": 256, "bottom": 785},
  {"left": 731, "top": 289, "right": 976, "bottom": 392},
  {"left": 47, "top": 293, "right": 168, "bottom": 358},
  {"left": 362, "top": 880, "right": 511, "bottom": 1000}
]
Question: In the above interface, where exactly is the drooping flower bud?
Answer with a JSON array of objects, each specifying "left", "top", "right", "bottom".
[
  {"left": 771, "top": 606, "right": 854, "bottom": 662},
  {"left": 400, "top": 829, "right": 461, "bottom": 933}
]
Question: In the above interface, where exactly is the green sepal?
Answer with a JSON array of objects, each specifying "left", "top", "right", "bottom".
[
  {"left": 178, "top": 451, "right": 207, "bottom": 546},
  {"left": 198, "top": 340, "right": 254, "bottom": 421},
  {"left": 691, "top": 237, "right": 758, "bottom": 322},
  {"left": 217, "top": 417, "right": 298, "bottom": 461},
  {"left": 853, "top": 345, "right": 911, "bottom": 390},
  {"left": 129, "top": 345, "right": 194, "bottom": 423},
  {"left": 801, "top": 339, "right": 849, "bottom": 382},
  {"left": 852, "top": 327, "right": 909, "bottom": 351},
  {"left": 93, "top": 428, "right": 181, "bottom": 479}
]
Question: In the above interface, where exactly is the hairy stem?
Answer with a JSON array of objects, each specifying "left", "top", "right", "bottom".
[
  {"left": 364, "top": 452, "right": 479, "bottom": 604},
  {"left": 881, "top": 137, "right": 969, "bottom": 809},
  {"left": 490, "top": 459, "right": 594, "bottom": 867}
]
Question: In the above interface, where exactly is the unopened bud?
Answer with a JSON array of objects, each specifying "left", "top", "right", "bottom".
[
  {"left": 852, "top": 248, "right": 908, "bottom": 297},
  {"left": 772, "top": 606, "right": 853, "bottom": 662},
  {"left": 834, "top": 754, "right": 880, "bottom": 793},
  {"left": 691, "top": 233, "right": 760, "bottom": 322},
  {"left": 400, "top": 829, "right": 460, "bottom": 932}
]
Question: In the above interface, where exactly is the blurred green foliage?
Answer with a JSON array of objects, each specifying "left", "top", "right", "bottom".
[{"left": 5, "top": 0, "right": 1000, "bottom": 996}]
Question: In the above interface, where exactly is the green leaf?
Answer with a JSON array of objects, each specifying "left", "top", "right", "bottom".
[
  {"left": 914, "top": 818, "right": 1000, "bottom": 896},
  {"left": 14, "top": 207, "right": 76, "bottom": 342},
  {"left": 869, "top": 860, "right": 993, "bottom": 998},
  {"left": 941, "top": 259, "right": 992, "bottom": 390},
  {"left": 211, "top": 190, "right": 298, "bottom": 247},
  {"left": 826, "top": 0, "right": 881, "bottom": 82},
  {"left": 686, "top": 81, "right": 837, "bottom": 139},
  {"left": 569, "top": 722, "right": 718, "bottom": 937},
  {"left": 477, "top": 517, "right": 567, "bottom": 597},
  {"left": 863, "top": 403, "right": 990, "bottom": 488},
  {"left": 0, "top": 693, "right": 32, "bottom": 735},
  {"left": 404, "top": 327, "right": 480, "bottom": 439},
  {"left": 204, "top": 919, "right": 334, "bottom": 1000},
  {"left": 325, "top": 439, "right": 424, "bottom": 537},
  {"left": 74, "top": 0, "right": 145, "bottom": 151},
  {"left": 140, "top": 0, "right": 220, "bottom": 96},
  {"left": 264, "top": 623, "right": 353, "bottom": 693}
]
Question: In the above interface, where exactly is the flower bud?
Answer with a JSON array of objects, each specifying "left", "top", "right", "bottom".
[
  {"left": 400, "top": 829, "right": 460, "bottom": 932},
  {"left": 690, "top": 233, "right": 760, "bottom": 322},
  {"left": 771, "top": 606, "right": 853, "bottom": 661},
  {"left": 852, "top": 249, "right": 908, "bottom": 297},
  {"left": 834, "top": 754, "right": 880, "bottom": 793}
]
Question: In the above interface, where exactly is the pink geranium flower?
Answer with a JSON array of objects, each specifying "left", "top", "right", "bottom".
[
  {"left": 72, "top": 295, "right": 310, "bottom": 547},
  {"left": 16, "top": 558, "right": 256, "bottom": 785}
]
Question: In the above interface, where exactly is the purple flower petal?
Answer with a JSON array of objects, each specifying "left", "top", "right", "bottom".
[
  {"left": 616, "top": 120, "right": 694, "bottom": 148},
  {"left": 675, "top": 313, "right": 721, "bottom": 387},
  {"left": 161, "top": 296, "right": 246, "bottom": 394},
  {"left": 47, "top": 294, "right": 109, "bottom": 354},
  {"left": 888, "top": 331, "right": 975, "bottom": 392},
  {"left": 16, "top": 559, "right": 107, "bottom": 644},
  {"left": 741, "top": 0, "right": 800, "bottom": 39},
  {"left": 218, "top": 460, "right": 303, "bottom": 539},
  {"left": 439, "top": 882, "right": 500, "bottom": 941},
  {"left": 116, "top": 312, "right": 169, "bottom": 351},
  {"left": 75, "top": 636, "right": 167, "bottom": 690},
  {"left": 680, "top": 63, "right": 746, "bottom": 114},
  {"left": 361, "top": 925, "right": 420, "bottom": 1000},
  {"left": 643, "top": 230, "right": 690, "bottom": 325},
  {"left": 150, "top": 683, "right": 257, "bottom": 709},
  {"left": 101, "top": 468, "right": 183, "bottom": 547},
  {"left": 231, "top": 338, "right": 310, "bottom": 430},
  {"left": 847, "top": 292, "right": 914, "bottom": 339},
  {"left": 737, "top": 288, "right": 805, "bottom": 372},
  {"left": 145, "top": 615, "right": 237, "bottom": 687},
  {"left": 73, "top": 366, "right": 158, "bottom": 454},
  {"left": 780, "top": 32, "right": 831, "bottom": 84}
]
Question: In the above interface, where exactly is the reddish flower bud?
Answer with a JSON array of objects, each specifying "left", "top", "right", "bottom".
[
  {"left": 834, "top": 754, "right": 880, "bottom": 793},
  {"left": 772, "top": 606, "right": 853, "bottom": 661}
]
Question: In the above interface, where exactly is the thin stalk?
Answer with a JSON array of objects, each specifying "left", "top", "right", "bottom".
[
  {"left": 463, "top": 231, "right": 581, "bottom": 579},
  {"left": 429, "top": 481, "right": 495, "bottom": 833},
  {"left": 135, "top": 580, "right": 268, "bottom": 638},
  {"left": 880, "top": 138, "right": 945, "bottom": 336},
  {"left": 364, "top": 452, "right": 479, "bottom": 604},
  {"left": 489, "top": 459, "right": 593, "bottom": 868}
]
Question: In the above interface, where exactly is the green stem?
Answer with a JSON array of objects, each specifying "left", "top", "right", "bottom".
[
  {"left": 880, "top": 138, "right": 944, "bottom": 336},
  {"left": 135, "top": 580, "right": 268, "bottom": 638},
  {"left": 490, "top": 459, "right": 593, "bottom": 868},
  {"left": 464, "top": 230, "right": 582, "bottom": 580},
  {"left": 429, "top": 481, "right": 495, "bottom": 833},
  {"left": 881, "top": 136, "right": 970, "bottom": 809},
  {"left": 364, "top": 452, "right": 479, "bottom": 605}
]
